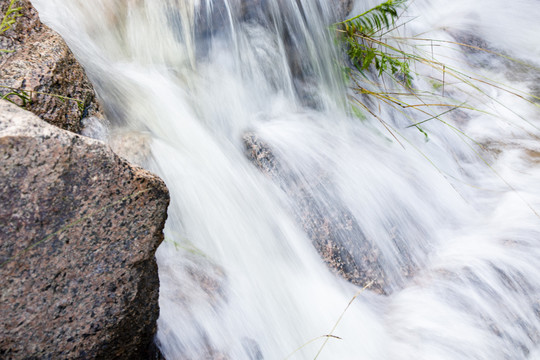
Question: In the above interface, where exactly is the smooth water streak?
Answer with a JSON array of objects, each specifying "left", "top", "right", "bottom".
[{"left": 32, "top": 0, "right": 540, "bottom": 358}]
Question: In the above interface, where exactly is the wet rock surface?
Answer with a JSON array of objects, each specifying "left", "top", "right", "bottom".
[
  {"left": 0, "top": 100, "right": 169, "bottom": 359},
  {"left": 156, "top": 241, "right": 230, "bottom": 360},
  {"left": 243, "top": 132, "right": 388, "bottom": 293},
  {"left": 335, "top": 0, "right": 354, "bottom": 19},
  {"left": 0, "top": 0, "right": 102, "bottom": 133},
  {"left": 195, "top": 0, "right": 352, "bottom": 37}
]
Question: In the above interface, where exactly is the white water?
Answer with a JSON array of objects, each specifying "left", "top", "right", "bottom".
[{"left": 32, "top": 0, "right": 540, "bottom": 358}]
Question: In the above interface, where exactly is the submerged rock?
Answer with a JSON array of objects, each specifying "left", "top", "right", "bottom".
[
  {"left": 243, "top": 132, "right": 388, "bottom": 293},
  {"left": 0, "top": 100, "right": 169, "bottom": 359},
  {"left": 195, "top": 0, "right": 352, "bottom": 36},
  {"left": 0, "top": 0, "right": 102, "bottom": 133}
]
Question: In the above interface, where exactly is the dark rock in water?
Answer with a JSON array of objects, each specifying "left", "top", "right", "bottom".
[
  {"left": 240, "top": 0, "right": 353, "bottom": 23},
  {"left": 242, "top": 338, "right": 263, "bottom": 360},
  {"left": 0, "top": 0, "right": 102, "bottom": 133},
  {"left": 243, "top": 132, "right": 388, "bottom": 294},
  {"left": 331, "top": 0, "right": 354, "bottom": 20},
  {"left": 0, "top": 100, "right": 169, "bottom": 359},
  {"left": 192, "top": 0, "right": 351, "bottom": 37},
  {"left": 156, "top": 242, "right": 231, "bottom": 359}
]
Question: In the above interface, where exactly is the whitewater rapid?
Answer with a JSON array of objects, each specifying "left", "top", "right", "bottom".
[{"left": 32, "top": 0, "right": 540, "bottom": 358}]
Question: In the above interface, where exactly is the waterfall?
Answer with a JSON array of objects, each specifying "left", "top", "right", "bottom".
[{"left": 32, "top": 0, "right": 540, "bottom": 359}]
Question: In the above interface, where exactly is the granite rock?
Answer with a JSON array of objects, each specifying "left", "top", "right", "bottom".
[
  {"left": 243, "top": 132, "right": 388, "bottom": 294},
  {"left": 0, "top": 100, "right": 169, "bottom": 359},
  {"left": 0, "top": 0, "right": 102, "bottom": 133}
]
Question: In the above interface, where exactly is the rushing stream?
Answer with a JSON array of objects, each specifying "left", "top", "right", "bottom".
[{"left": 32, "top": 0, "right": 540, "bottom": 358}]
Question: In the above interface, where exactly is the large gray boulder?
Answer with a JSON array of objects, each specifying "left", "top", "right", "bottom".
[
  {"left": 0, "top": 100, "right": 169, "bottom": 359},
  {"left": 0, "top": 0, "right": 102, "bottom": 133}
]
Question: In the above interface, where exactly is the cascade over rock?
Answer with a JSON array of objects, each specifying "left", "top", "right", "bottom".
[
  {"left": 244, "top": 132, "right": 394, "bottom": 294},
  {"left": 0, "top": 100, "right": 169, "bottom": 359},
  {"left": 196, "top": 0, "right": 353, "bottom": 36},
  {"left": 24, "top": 0, "right": 540, "bottom": 358}
]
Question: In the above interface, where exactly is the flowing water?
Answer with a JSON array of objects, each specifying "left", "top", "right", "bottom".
[{"left": 32, "top": 0, "right": 540, "bottom": 358}]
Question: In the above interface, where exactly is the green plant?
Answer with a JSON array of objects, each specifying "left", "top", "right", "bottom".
[
  {"left": 336, "top": 0, "right": 540, "bottom": 218},
  {"left": 1, "top": 0, "right": 23, "bottom": 52},
  {"left": 336, "top": 0, "right": 540, "bottom": 136},
  {"left": 1, "top": 86, "right": 30, "bottom": 106},
  {"left": 336, "top": 0, "right": 412, "bottom": 86},
  {"left": 0, "top": 84, "right": 85, "bottom": 113}
]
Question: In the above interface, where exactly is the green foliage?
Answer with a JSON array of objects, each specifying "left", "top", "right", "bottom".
[
  {"left": 1, "top": 0, "right": 23, "bottom": 53},
  {"left": 337, "top": 1, "right": 540, "bottom": 133},
  {"left": 0, "top": 0, "right": 22, "bottom": 33},
  {"left": 336, "top": 0, "right": 540, "bottom": 214},
  {"left": 337, "top": 0, "right": 412, "bottom": 86},
  {"left": 1, "top": 87, "right": 30, "bottom": 106},
  {"left": 338, "top": 0, "right": 407, "bottom": 36},
  {"left": 0, "top": 84, "right": 85, "bottom": 113},
  {"left": 345, "top": 35, "right": 412, "bottom": 83}
]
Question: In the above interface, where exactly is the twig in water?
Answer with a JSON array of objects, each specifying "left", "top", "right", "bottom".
[
  {"left": 313, "top": 280, "right": 374, "bottom": 359},
  {"left": 283, "top": 335, "right": 342, "bottom": 360}
]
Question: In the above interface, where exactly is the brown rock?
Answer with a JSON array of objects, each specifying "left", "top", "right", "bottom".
[
  {"left": 0, "top": 0, "right": 102, "bottom": 133},
  {"left": 243, "top": 132, "right": 388, "bottom": 294},
  {"left": 0, "top": 100, "right": 169, "bottom": 359}
]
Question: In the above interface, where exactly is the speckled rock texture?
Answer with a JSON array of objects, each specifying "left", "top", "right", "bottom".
[
  {"left": 0, "top": 0, "right": 102, "bottom": 133},
  {"left": 243, "top": 132, "right": 388, "bottom": 294},
  {"left": 0, "top": 100, "right": 169, "bottom": 359}
]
